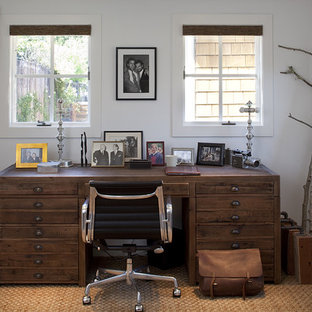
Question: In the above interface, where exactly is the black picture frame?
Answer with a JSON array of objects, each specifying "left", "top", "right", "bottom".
[
  {"left": 196, "top": 143, "right": 225, "bottom": 166},
  {"left": 116, "top": 47, "right": 156, "bottom": 100},
  {"left": 104, "top": 131, "right": 143, "bottom": 162}
]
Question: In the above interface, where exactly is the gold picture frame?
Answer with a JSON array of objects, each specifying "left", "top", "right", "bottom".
[{"left": 16, "top": 143, "right": 48, "bottom": 168}]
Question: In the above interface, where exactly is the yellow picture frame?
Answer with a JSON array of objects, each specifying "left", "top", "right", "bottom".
[{"left": 16, "top": 143, "right": 48, "bottom": 168}]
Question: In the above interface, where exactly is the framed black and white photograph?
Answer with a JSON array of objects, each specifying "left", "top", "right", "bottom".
[
  {"left": 16, "top": 143, "right": 48, "bottom": 168},
  {"left": 104, "top": 131, "right": 143, "bottom": 161},
  {"left": 172, "top": 148, "right": 194, "bottom": 165},
  {"left": 196, "top": 143, "right": 225, "bottom": 166},
  {"left": 116, "top": 47, "right": 156, "bottom": 100},
  {"left": 91, "top": 141, "right": 125, "bottom": 167}
]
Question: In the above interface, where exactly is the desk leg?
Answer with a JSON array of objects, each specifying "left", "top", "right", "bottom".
[{"left": 183, "top": 197, "right": 196, "bottom": 285}]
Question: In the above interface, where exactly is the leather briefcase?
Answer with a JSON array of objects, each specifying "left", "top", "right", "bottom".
[{"left": 198, "top": 249, "right": 264, "bottom": 299}]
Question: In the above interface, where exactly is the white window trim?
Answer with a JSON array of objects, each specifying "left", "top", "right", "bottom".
[
  {"left": 172, "top": 14, "right": 273, "bottom": 137},
  {"left": 0, "top": 14, "right": 102, "bottom": 138}
]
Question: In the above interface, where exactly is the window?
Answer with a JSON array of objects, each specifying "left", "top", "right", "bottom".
[
  {"left": 172, "top": 15, "right": 273, "bottom": 137},
  {"left": 184, "top": 25, "right": 262, "bottom": 124},
  {"left": 0, "top": 15, "right": 101, "bottom": 138},
  {"left": 10, "top": 25, "right": 90, "bottom": 126}
]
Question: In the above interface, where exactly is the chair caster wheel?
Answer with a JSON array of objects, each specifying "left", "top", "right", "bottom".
[
  {"left": 94, "top": 276, "right": 101, "bottom": 282},
  {"left": 173, "top": 288, "right": 181, "bottom": 297},
  {"left": 82, "top": 295, "right": 91, "bottom": 305},
  {"left": 135, "top": 303, "right": 144, "bottom": 312}
]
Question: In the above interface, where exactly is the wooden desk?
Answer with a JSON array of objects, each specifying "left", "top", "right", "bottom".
[{"left": 0, "top": 164, "right": 280, "bottom": 285}]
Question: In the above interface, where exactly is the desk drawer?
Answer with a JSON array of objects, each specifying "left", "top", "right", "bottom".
[
  {"left": 196, "top": 182, "right": 273, "bottom": 194},
  {"left": 0, "top": 268, "right": 78, "bottom": 283},
  {"left": 163, "top": 183, "right": 189, "bottom": 196},
  {"left": 0, "top": 197, "right": 77, "bottom": 210},
  {"left": 196, "top": 196, "right": 274, "bottom": 210},
  {"left": 197, "top": 238, "right": 274, "bottom": 250},
  {"left": 0, "top": 253, "right": 78, "bottom": 267},
  {"left": 0, "top": 239, "right": 78, "bottom": 253},
  {"left": 0, "top": 183, "right": 77, "bottom": 195},
  {"left": 197, "top": 209, "right": 273, "bottom": 223},
  {"left": 197, "top": 224, "right": 273, "bottom": 239},
  {"left": 0, "top": 225, "right": 78, "bottom": 239},
  {"left": 0, "top": 210, "right": 78, "bottom": 224}
]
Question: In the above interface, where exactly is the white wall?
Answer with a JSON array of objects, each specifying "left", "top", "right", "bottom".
[{"left": 0, "top": 0, "right": 311, "bottom": 223}]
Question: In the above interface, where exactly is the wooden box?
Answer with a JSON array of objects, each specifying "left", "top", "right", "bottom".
[{"left": 294, "top": 234, "right": 312, "bottom": 284}]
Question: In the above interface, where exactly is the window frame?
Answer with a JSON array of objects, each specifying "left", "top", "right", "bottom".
[
  {"left": 11, "top": 34, "right": 90, "bottom": 126},
  {"left": 184, "top": 35, "right": 262, "bottom": 124},
  {"left": 172, "top": 14, "right": 273, "bottom": 137},
  {"left": 0, "top": 15, "right": 101, "bottom": 138}
]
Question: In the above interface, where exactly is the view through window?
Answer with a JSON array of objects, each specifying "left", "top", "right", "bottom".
[
  {"left": 184, "top": 32, "right": 262, "bottom": 123},
  {"left": 11, "top": 31, "right": 89, "bottom": 125}
]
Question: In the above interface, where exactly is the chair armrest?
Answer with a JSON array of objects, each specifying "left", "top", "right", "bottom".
[
  {"left": 164, "top": 196, "right": 173, "bottom": 243},
  {"left": 81, "top": 198, "right": 90, "bottom": 244}
]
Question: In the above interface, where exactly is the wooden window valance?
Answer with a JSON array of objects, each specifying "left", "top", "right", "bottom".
[
  {"left": 10, "top": 25, "right": 91, "bottom": 36},
  {"left": 183, "top": 25, "right": 263, "bottom": 36}
]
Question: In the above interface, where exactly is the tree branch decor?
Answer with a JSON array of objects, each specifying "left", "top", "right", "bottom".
[{"left": 279, "top": 44, "right": 312, "bottom": 234}]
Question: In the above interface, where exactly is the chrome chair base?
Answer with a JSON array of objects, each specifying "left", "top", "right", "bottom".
[{"left": 82, "top": 258, "right": 181, "bottom": 310}]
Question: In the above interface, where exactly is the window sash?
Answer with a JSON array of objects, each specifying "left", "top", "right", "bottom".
[
  {"left": 11, "top": 35, "right": 90, "bottom": 125},
  {"left": 184, "top": 35, "right": 261, "bottom": 123}
]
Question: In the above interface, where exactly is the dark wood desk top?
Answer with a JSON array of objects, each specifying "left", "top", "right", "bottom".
[{"left": 0, "top": 164, "right": 278, "bottom": 181}]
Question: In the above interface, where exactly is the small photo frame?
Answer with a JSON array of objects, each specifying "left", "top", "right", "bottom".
[
  {"left": 116, "top": 47, "right": 156, "bottom": 100},
  {"left": 146, "top": 141, "right": 164, "bottom": 166},
  {"left": 16, "top": 143, "right": 48, "bottom": 168},
  {"left": 104, "top": 131, "right": 143, "bottom": 161},
  {"left": 196, "top": 143, "right": 225, "bottom": 166},
  {"left": 172, "top": 148, "right": 194, "bottom": 165},
  {"left": 91, "top": 141, "right": 125, "bottom": 167}
]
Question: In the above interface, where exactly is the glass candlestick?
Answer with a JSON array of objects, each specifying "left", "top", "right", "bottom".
[{"left": 56, "top": 99, "right": 73, "bottom": 168}]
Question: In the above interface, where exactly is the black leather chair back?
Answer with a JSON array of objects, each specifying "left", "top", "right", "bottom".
[{"left": 90, "top": 181, "right": 163, "bottom": 240}]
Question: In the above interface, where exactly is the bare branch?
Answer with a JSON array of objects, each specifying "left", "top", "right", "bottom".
[
  {"left": 280, "top": 66, "right": 312, "bottom": 88},
  {"left": 279, "top": 44, "right": 312, "bottom": 56},
  {"left": 288, "top": 113, "right": 312, "bottom": 128}
]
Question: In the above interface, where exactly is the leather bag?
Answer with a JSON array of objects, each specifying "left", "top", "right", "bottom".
[{"left": 198, "top": 249, "right": 264, "bottom": 299}]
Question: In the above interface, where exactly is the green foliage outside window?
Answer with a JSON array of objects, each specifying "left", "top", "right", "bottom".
[{"left": 14, "top": 35, "right": 88, "bottom": 123}]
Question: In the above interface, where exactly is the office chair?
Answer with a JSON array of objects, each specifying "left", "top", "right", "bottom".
[{"left": 81, "top": 180, "right": 181, "bottom": 312}]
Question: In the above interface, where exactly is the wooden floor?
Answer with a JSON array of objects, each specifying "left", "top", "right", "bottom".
[{"left": 1, "top": 257, "right": 311, "bottom": 312}]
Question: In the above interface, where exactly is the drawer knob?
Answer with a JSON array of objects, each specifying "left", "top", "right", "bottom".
[
  {"left": 34, "top": 244, "right": 43, "bottom": 251},
  {"left": 33, "top": 187, "right": 43, "bottom": 193},
  {"left": 231, "top": 186, "right": 240, "bottom": 192},
  {"left": 231, "top": 215, "right": 240, "bottom": 221},
  {"left": 35, "top": 229, "right": 43, "bottom": 237},
  {"left": 34, "top": 259, "right": 43, "bottom": 265},
  {"left": 231, "top": 229, "right": 240, "bottom": 234},
  {"left": 34, "top": 273, "right": 43, "bottom": 279},
  {"left": 231, "top": 243, "right": 240, "bottom": 249},
  {"left": 33, "top": 202, "right": 43, "bottom": 208},
  {"left": 231, "top": 200, "right": 240, "bottom": 207},
  {"left": 34, "top": 216, "right": 43, "bottom": 222}
]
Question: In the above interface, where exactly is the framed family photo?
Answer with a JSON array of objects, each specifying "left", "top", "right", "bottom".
[
  {"left": 116, "top": 47, "right": 156, "bottom": 100},
  {"left": 172, "top": 148, "right": 194, "bottom": 165},
  {"left": 196, "top": 143, "right": 225, "bottom": 166},
  {"left": 16, "top": 143, "right": 48, "bottom": 168},
  {"left": 91, "top": 141, "right": 125, "bottom": 167},
  {"left": 146, "top": 141, "right": 164, "bottom": 166},
  {"left": 104, "top": 131, "right": 143, "bottom": 162}
]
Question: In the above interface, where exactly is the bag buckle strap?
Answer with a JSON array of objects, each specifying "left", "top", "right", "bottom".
[
  {"left": 210, "top": 272, "right": 216, "bottom": 298},
  {"left": 242, "top": 272, "right": 251, "bottom": 300}
]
